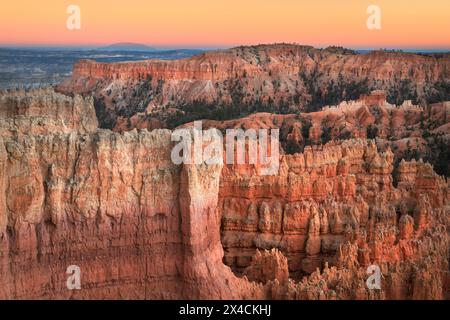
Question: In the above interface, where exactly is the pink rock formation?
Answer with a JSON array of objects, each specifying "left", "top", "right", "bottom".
[
  {"left": 57, "top": 44, "right": 450, "bottom": 130},
  {"left": 192, "top": 92, "right": 450, "bottom": 178},
  {"left": 0, "top": 85, "right": 448, "bottom": 300},
  {"left": 243, "top": 249, "right": 289, "bottom": 285},
  {"left": 0, "top": 88, "right": 98, "bottom": 137}
]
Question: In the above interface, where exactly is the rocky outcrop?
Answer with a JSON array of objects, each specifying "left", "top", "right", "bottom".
[
  {"left": 0, "top": 88, "right": 448, "bottom": 300},
  {"left": 219, "top": 137, "right": 448, "bottom": 276},
  {"left": 192, "top": 92, "right": 450, "bottom": 177},
  {"left": 57, "top": 44, "right": 450, "bottom": 130},
  {"left": 0, "top": 127, "right": 265, "bottom": 299},
  {"left": 243, "top": 249, "right": 289, "bottom": 285},
  {"left": 222, "top": 144, "right": 449, "bottom": 299},
  {"left": 0, "top": 88, "right": 98, "bottom": 137}
]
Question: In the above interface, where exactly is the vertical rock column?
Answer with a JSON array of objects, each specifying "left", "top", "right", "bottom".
[
  {"left": 179, "top": 159, "right": 263, "bottom": 299},
  {"left": 0, "top": 137, "right": 11, "bottom": 298}
]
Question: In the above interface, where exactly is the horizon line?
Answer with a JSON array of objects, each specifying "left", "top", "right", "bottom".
[{"left": 1, "top": 43, "right": 450, "bottom": 52}]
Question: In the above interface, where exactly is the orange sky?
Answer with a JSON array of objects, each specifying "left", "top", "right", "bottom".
[{"left": 0, "top": 0, "right": 449, "bottom": 48}]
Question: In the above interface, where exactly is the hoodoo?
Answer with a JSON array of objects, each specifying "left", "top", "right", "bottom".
[{"left": 0, "top": 83, "right": 448, "bottom": 299}]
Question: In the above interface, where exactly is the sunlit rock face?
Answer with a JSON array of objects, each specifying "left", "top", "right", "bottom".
[
  {"left": 187, "top": 93, "right": 450, "bottom": 178},
  {"left": 0, "top": 88, "right": 261, "bottom": 299},
  {"left": 0, "top": 87, "right": 98, "bottom": 137},
  {"left": 1, "top": 69, "right": 449, "bottom": 300},
  {"left": 219, "top": 137, "right": 448, "bottom": 278},
  {"left": 57, "top": 44, "right": 450, "bottom": 130}
]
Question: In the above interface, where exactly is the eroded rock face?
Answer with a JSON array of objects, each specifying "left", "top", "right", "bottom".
[
  {"left": 192, "top": 92, "right": 450, "bottom": 177},
  {"left": 0, "top": 128, "right": 181, "bottom": 299},
  {"left": 0, "top": 88, "right": 98, "bottom": 137},
  {"left": 0, "top": 88, "right": 448, "bottom": 300},
  {"left": 0, "top": 127, "right": 268, "bottom": 299},
  {"left": 57, "top": 44, "right": 450, "bottom": 130},
  {"left": 243, "top": 249, "right": 289, "bottom": 285},
  {"left": 0, "top": 88, "right": 264, "bottom": 299},
  {"left": 219, "top": 138, "right": 448, "bottom": 279}
]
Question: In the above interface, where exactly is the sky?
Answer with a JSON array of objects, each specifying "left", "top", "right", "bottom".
[{"left": 0, "top": 0, "right": 449, "bottom": 49}]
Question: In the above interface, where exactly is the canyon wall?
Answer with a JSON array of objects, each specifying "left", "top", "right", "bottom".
[
  {"left": 0, "top": 88, "right": 98, "bottom": 137},
  {"left": 57, "top": 44, "right": 450, "bottom": 130},
  {"left": 219, "top": 140, "right": 448, "bottom": 283},
  {"left": 193, "top": 92, "right": 450, "bottom": 177},
  {"left": 0, "top": 88, "right": 264, "bottom": 299},
  {"left": 0, "top": 88, "right": 448, "bottom": 299}
]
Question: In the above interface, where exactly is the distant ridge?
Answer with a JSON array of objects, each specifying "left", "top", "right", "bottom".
[{"left": 98, "top": 42, "right": 156, "bottom": 51}]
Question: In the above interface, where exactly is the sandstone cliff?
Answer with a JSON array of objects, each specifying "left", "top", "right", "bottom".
[
  {"left": 0, "top": 88, "right": 98, "bottom": 137},
  {"left": 0, "top": 88, "right": 448, "bottom": 299},
  {"left": 57, "top": 44, "right": 450, "bottom": 130},
  {"left": 219, "top": 138, "right": 448, "bottom": 295},
  {"left": 0, "top": 88, "right": 263, "bottom": 299},
  {"left": 189, "top": 91, "right": 450, "bottom": 177}
]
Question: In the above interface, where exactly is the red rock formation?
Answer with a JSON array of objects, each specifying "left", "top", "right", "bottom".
[
  {"left": 359, "top": 90, "right": 387, "bottom": 106},
  {"left": 0, "top": 88, "right": 98, "bottom": 137},
  {"left": 0, "top": 88, "right": 448, "bottom": 300},
  {"left": 217, "top": 135, "right": 448, "bottom": 299},
  {"left": 191, "top": 92, "right": 450, "bottom": 177},
  {"left": 0, "top": 127, "right": 265, "bottom": 299},
  {"left": 0, "top": 88, "right": 266, "bottom": 299},
  {"left": 57, "top": 44, "right": 450, "bottom": 130},
  {"left": 243, "top": 249, "right": 289, "bottom": 285}
]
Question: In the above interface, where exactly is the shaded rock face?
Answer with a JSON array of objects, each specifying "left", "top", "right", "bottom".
[
  {"left": 57, "top": 44, "right": 450, "bottom": 130},
  {"left": 0, "top": 129, "right": 185, "bottom": 299},
  {"left": 0, "top": 88, "right": 449, "bottom": 300},
  {"left": 243, "top": 249, "right": 289, "bottom": 285}
]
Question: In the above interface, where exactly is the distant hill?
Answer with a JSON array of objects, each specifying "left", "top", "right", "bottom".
[
  {"left": 98, "top": 43, "right": 156, "bottom": 51},
  {"left": 60, "top": 43, "right": 450, "bottom": 130}
]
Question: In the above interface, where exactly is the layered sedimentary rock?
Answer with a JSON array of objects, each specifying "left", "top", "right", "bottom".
[
  {"left": 0, "top": 88, "right": 448, "bottom": 300},
  {"left": 57, "top": 44, "right": 450, "bottom": 130},
  {"left": 194, "top": 91, "right": 450, "bottom": 177},
  {"left": 219, "top": 139, "right": 448, "bottom": 291},
  {"left": 0, "top": 88, "right": 98, "bottom": 137},
  {"left": 0, "top": 88, "right": 264, "bottom": 299},
  {"left": 0, "top": 128, "right": 262, "bottom": 299}
]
